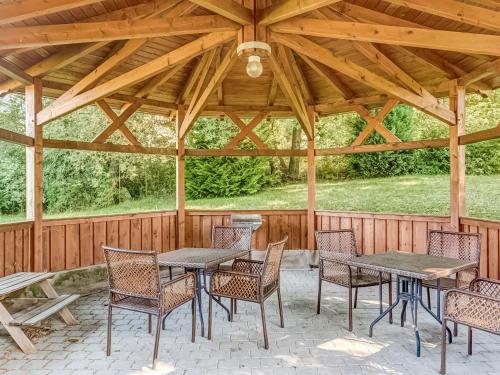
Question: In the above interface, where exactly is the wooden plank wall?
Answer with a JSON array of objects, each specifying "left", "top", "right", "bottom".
[
  {"left": 0, "top": 222, "right": 32, "bottom": 277},
  {"left": 460, "top": 217, "right": 500, "bottom": 280},
  {"left": 315, "top": 211, "right": 451, "bottom": 254},
  {"left": 41, "top": 211, "right": 177, "bottom": 272},
  {"left": 185, "top": 210, "right": 308, "bottom": 250}
]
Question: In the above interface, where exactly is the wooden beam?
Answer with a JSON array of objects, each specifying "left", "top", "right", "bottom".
[
  {"left": 259, "top": 0, "right": 342, "bottom": 25},
  {"left": 43, "top": 138, "right": 177, "bottom": 155},
  {"left": 0, "top": 128, "right": 34, "bottom": 146},
  {"left": 351, "top": 100, "right": 401, "bottom": 146},
  {"left": 93, "top": 101, "right": 143, "bottom": 143},
  {"left": 271, "top": 18, "right": 500, "bottom": 56},
  {"left": 185, "top": 48, "right": 218, "bottom": 115},
  {"left": 267, "top": 76, "right": 278, "bottom": 105},
  {"left": 449, "top": 81, "right": 466, "bottom": 230},
  {"left": 188, "top": 0, "right": 252, "bottom": 25},
  {"left": 185, "top": 148, "right": 307, "bottom": 157},
  {"left": 37, "top": 31, "right": 237, "bottom": 125},
  {"left": 306, "top": 106, "right": 315, "bottom": 251},
  {"left": 314, "top": 95, "right": 391, "bottom": 114},
  {"left": 0, "top": 0, "right": 103, "bottom": 26},
  {"left": 460, "top": 123, "right": 500, "bottom": 145},
  {"left": 315, "top": 138, "right": 449, "bottom": 156},
  {"left": 25, "top": 78, "right": 43, "bottom": 272},
  {"left": 286, "top": 48, "right": 314, "bottom": 105},
  {"left": 179, "top": 44, "right": 238, "bottom": 139},
  {"left": 96, "top": 100, "right": 141, "bottom": 146},
  {"left": 0, "top": 59, "right": 33, "bottom": 85},
  {"left": 458, "top": 58, "right": 500, "bottom": 86},
  {"left": 0, "top": 42, "right": 107, "bottom": 96},
  {"left": 272, "top": 33, "right": 456, "bottom": 125},
  {"left": 176, "top": 106, "right": 186, "bottom": 248},
  {"left": 224, "top": 111, "right": 269, "bottom": 149},
  {"left": 0, "top": 16, "right": 239, "bottom": 50},
  {"left": 384, "top": 0, "right": 500, "bottom": 33}
]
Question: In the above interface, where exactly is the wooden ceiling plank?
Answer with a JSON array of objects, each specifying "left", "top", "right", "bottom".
[
  {"left": 277, "top": 45, "right": 308, "bottom": 114},
  {"left": 0, "top": 0, "right": 103, "bottom": 26},
  {"left": 177, "top": 55, "right": 209, "bottom": 104},
  {"left": 271, "top": 32, "right": 456, "bottom": 125},
  {"left": 259, "top": 0, "right": 342, "bottom": 25},
  {"left": 189, "top": 0, "right": 253, "bottom": 25},
  {"left": 384, "top": 0, "right": 500, "bottom": 33},
  {"left": 458, "top": 58, "right": 500, "bottom": 86},
  {"left": 179, "top": 44, "right": 238, "bottom": 139},
  {"left": 0, "top": 15, "right": 239, "bottom": 50},
  {"left": 271, "top": 18, "right": 500, "bottom": 56},
  {"left": 37, "top": 30, "right": 237, "bottom": 125},
  {"left": 285, "top": 48, "right": 314, "bottom": 105},
  {"left": 0, "top": 58, "right": 33, "bottom": 85}
]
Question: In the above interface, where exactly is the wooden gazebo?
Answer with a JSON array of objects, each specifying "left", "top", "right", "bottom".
[{"left": 0, "top": 0, "right": 499, "bottom": 278}]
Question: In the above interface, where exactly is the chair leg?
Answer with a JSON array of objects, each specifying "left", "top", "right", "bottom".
[
  {"left": 230, "top": 299, "right": 234, "bottom": 322},
  {"left": 260, "top": 301, "right": 269, "bottom": 349},
  {"left": 234, "top": 300, "right": 237, "bottom": 314},
  {"left": 440, "top": 318, "right": 447, "bottom": 374},
  {"left": 152, "top": 314, "right": 162, "bottom": 370},
  {"left": 388, "top": 277, "right": 393, "bottom": 324},
  {"left": 468, "top": 327, "right": 472, "bottom": 355},
  {"left": 277, "top": 287, "right": 284, "bottom": 328},
  {"left": 208, "top": 295, "right": 213, "bottom": 340},
  {"left": 354, "top": 287, "right": 358, "bottom": 309},
  {"left": 191, "top": 297, "right": 196, "bottom": 343},
  {"left": 148, "top": 314, "right": 152, "bottom": 334},
  {"left": 317, "top": 278, "right": 322, "bottom": 314},
  {"left": 453, "top": 322, "right": 458, "bottom": 337},
  {"left": 426, "top": 287, "right": 431, "bottom": 309},
  {"left": 348, "top": 287, "right": 353, "bottom": 332},
  {"left": 106, "top": 305, "right": 112, "bottom": 356}
]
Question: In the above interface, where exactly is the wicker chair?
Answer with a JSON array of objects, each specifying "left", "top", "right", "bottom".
[
  {"left": 103, "top": 247, "right": 196, "bottom": 369},
  {"left": 208, "top": 236, "right": 288, "bottom": 349},
  {"left": 316, "top": 230, "right": 392, "bottom": 331},
  {"left": 423, "top": 230, "right": 481, "bottom": 335},
  {"left": 441, "top": 277, "right": 500, "bottom": 374}
]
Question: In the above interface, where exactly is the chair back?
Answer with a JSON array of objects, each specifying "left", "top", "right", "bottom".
[
  {"left": 103, "top": 246, "right": 161, "bottom": 300},
  {"left": 212, "top": 225, "right": 252, "bottom": 251},
  {"left": 315, "top": 230, "right": 358, "bottom": 259},
  {"left": 427, "top": 230, "right": 481, "bottom": 261},
  {"left": 261, "top": 236, "right": 288, "bottom": 287}
]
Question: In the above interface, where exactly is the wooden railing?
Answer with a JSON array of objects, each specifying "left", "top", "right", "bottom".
[{"left": 0, "top": 210, "right": 499, "bottom": 280}]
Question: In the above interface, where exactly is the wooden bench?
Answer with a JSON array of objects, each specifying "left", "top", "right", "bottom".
[{"left": 0, "top": 272, "right": 79, "bottom": 353}]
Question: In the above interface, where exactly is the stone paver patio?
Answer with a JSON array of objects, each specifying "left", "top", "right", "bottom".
[{"left": 0, "top": 270, "right": 499, "bottom": 375}]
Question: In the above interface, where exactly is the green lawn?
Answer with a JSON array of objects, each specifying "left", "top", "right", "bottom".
[{"left": 1, "top": 175, "right": 499, "bottom": 224}]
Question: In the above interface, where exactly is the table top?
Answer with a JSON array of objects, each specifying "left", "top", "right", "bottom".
[
  {"left": 157, "top": 248, "right": 250, "bottom": 269},
  {"left": 0, "top": 272, "right": 55, "bottom": 296},
  {"left": 340, "top": 251, "right": 478, "bottom": 280}
]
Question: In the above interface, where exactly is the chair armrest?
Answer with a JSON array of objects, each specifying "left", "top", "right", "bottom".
[
  {"left": 469, "top": 277, "right": 500, "bottom": 298},
  {"left": 160, "top": 272, "right": 196, "bottom": 311},
  {"left": 319, "top": 256, "right": 353, "bottom": 287},
  {"left": 443, "top": 288, "right": 500, "bottom": 333},
  {"left": 232, "top": 259, "right": 264, "bottom": 275}
]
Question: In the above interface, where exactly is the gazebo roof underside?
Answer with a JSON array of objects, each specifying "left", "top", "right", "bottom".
[{"left": 0, "top": 0, "right": 499, "bottom": 123}]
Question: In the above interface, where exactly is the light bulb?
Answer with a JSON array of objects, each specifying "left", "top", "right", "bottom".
[{"left": 246, "top": 55, "right": 263, "bottom": 78}]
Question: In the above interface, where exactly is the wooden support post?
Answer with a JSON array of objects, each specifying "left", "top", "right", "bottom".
[
  {"left": 25, "top": 78, "right": 43, "bottom": 272},
  {"left": 176, "top": 105, "right": 186, "bottom": 248},
  {"left": 307, "top": 106, "right": 316, "bottom": 251},
  {"left": 449, "top": 80, "right": 466, "bottom": 230}
]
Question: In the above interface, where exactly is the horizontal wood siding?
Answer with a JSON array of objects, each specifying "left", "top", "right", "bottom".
[
  {"left": 185, "top": 210, "right": 308, "bottom": 250},
  {"left": 315, "top": 211, "right": 451, "bottom": 255},
  {"left": 460, "top": 217, "right": 500, "bottom": 280},
  {"left": 41, "top": 211, "right": 177, "bottom": 272},
  {"left": 0, "top": 222, "right": 32, "bottom": 276}
]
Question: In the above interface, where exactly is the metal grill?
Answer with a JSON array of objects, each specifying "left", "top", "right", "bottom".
[{"left": 230, "top": 214, "right": 262, "bottom": 231}]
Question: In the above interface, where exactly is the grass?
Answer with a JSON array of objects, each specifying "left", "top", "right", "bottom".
[{"left": 1, "top": 175, "right": 499, "bottom": 224}]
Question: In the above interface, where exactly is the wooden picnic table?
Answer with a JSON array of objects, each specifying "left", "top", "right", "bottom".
[
  {"left": 0, "top": 272, "right": 79, "bottom": 354},
  {"left": 341, "top": 251, "right": 478, "bottom": 357}
]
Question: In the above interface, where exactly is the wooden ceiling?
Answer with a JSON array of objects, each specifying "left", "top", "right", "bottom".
[{"left": 0, "top": 0, "right": 498, "bottom": 126}]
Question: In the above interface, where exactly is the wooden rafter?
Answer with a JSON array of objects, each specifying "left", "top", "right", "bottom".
[
  {"left": 224, "top": 111, "right": 269, "bottom": 150},
  {"left": 458, "top": 59, "right": 500, "bottom": 86},
  {"left": 216, "top": 50, "right": 224, "bottom": 105},
  {"left": 271, "top": 33, "right": 456, "bottom": 125},
  {"left": 351, "top": 100, "right": 401, "bottom": 146},
  {"left": 188, "top": 0, "right": 252, "bottom": 25},
  {"left": 0, "top": 0, "right": 103, "bottom": 25},
  {"left": 259, "top": 0, "right": 342, "bottom": 25},
  {"left": 185, "top": 48, "right": 219, "bottom": 114},
  {"left": 177, "top": 55, "right": 209, "bottom": 104},
  {"left": 267, "top": 76, "right": 278, "bottom": 106},
  {"left": 285, "top": 48, "right": 314, "bottom": 105},
  {"left": 270, "top": 18, "right": 500, "bottom": 56},
  {"left": 37, "top": 31, "right": 237, "bottom": 125},
  {"left": 0, "top": 16, "right": 239, "bottom": 50},
  {"left": 0, "top": 58, "right": 33, "bottom": 85},
  {"left": 179, "top": 44, "right": 238, "bottom": 139},
  {"left": 384, "top": 0, "right": 500, "bottom": 33}
]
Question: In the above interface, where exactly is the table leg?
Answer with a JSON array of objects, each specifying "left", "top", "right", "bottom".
[
  {"left": 369, "top": 275, "right": 402, "bottom": 337},
  {"left": 417, "top": 280, "right": 452, "bottom": 344},
  {"left": 38, "top": 280, "right": 77, "bottom": 325},
  {"left": 436, "top": 278, "right": 441, "bottom": 320},
  {"left": 408, "top": 278, "right": 421, "bottom": 357},
  {"left": 401, "top": 278, "right": 408, "bottom": 327},
  {"left": 0, "top": 301, "right": 36, "bottom": 354},
  {"left": 203, "top": 272, "right": 231, "bottom": 321},
  {"left": 195, "top": 270, "right": 205, "bottom": 337}
]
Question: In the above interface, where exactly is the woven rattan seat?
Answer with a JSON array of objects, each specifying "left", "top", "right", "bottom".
[
  {"left": 103, "top": 247, "right": 197, "bottom": 370},
  {"left": 440, "top": 278, "right": 500, "bottom": 374},
  {"left": 316, "top": 230, "right": 392, "bottom": 331},
  {"left": 208, "top": 236, "right": 288, "bottom": 349}
]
